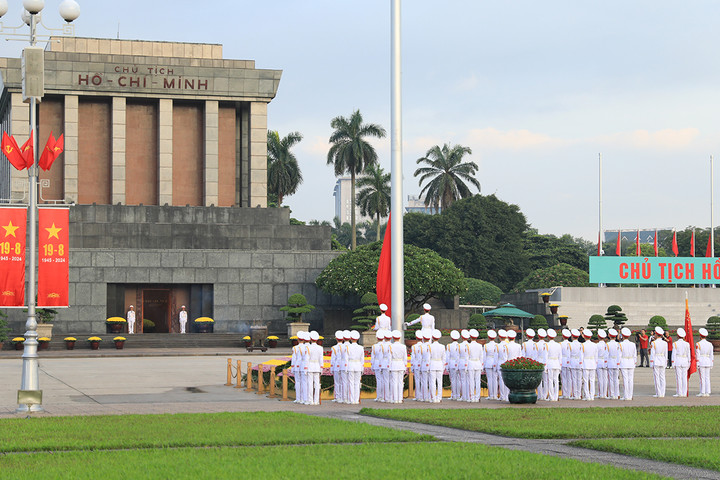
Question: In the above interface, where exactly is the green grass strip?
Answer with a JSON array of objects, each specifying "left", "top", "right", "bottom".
[
  {"left": 360, "top": 406, "right": 720, "bottom": 439},
  {"left": 0, "top": 442, "right": 667, "bottom": 480},
  {"left": 570, "top": 438, "right": 720, "bottom": 472},
  {"left": 0, "top": 411, "right": 431, "bottom": 453}
]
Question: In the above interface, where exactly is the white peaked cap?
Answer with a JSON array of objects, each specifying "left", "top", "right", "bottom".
[
  {"left": 699, "top": 328, "right": 708, "bottom": 337},
  {"left": 608, "top": 328, "right": 618, "bottom": 337},
  {"left": 379, "top": 304, "right": 388, "bottom": 311},
  {"left": 498, "top": 329, "right": 507, "bottom": 337},
  {"left": 351, "top": 330, "right": 360, "bottom": 340},
  {"left": 677, "top": 328, "right": 686, "bottom": 338},
  {"left": 391, "top": 330, "right": 401, "bottom": 339},
  {"left": 415, "top": 330, "right": 422, "bottom": 339},
  {"left": 487, "top": 330, "right": 497, "bottom": 339},
  {"left": 469, "top": 329, "right": 479, "bottom": 338},
  {"left": 335, "top": 330, "right": 343, "bottom": 339},
  {"left": 538, "top": 329, "right": 547, "bottom": 338},
  {"left": 461, "top": 329, "right": 470, "bottom": 339},
  {"left": 547, "top": 329, "right": 557, "bottom": 338},
  {"left": 562, "top": 329, "right": 571, "bottom": 338},
  {"left": 450, "top": 330, "right": 460, "bottom": 340},
  {"left": 384, "top": 329, "right": 393, "bottom": 339},
  {"left": 508, "top": 330, "right": 517, "bottom": 339},
  {"left": 376, "top": 330, "right": 383, "bottom": 340},
  {"left": 432, "top": 329, "right": 441, "bottom": 339},
  {"left": 310, "top": 331, "right": 319, "bottom": 341},
  {"left": 571, "top": 329, "right": 580, "bottom": 337},
  {"left": 598, "top": 329, "right": 607, "bottom": 339},
  {"left": 655, "top": 326, "right": 664, "bottom": 335},
  {"left": 621, "top": 327, "right": 631, "bottom": 337},
  {"left": 343, "top": 330, "right": 352, "bottom": 339},
  {"left": 423, "top": 303, "right": 432, "bottom": 310},
  {"left": 526, "top": 328, "right": 535, "bottom": 337},
  {"left": 583, "top": 330, "right": 593, "bottom": 338}
]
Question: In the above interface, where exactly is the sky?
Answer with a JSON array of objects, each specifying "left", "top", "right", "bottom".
[{"left": 3, "top": 1, "right": 720, "bottom": 241}]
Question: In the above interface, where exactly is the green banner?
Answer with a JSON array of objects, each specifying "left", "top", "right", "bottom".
[{"left": 589, "top": 257, "right": 720, "bottom": 284}]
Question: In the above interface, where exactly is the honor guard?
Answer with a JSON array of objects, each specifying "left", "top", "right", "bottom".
[
  {"left": 484, "top": 330, "right": 499, "bottom": 400},
  {"left": 178, "top": 306, "right": 188, "bottom": 334},
  {"left": 307, "top": 331, "right": 323, "bottom": 405},
  {"left": 409, "top": 330, "right": 423, "bottom": 400},
  {"left": 405, "top": 304, "right": 435, "bottom": 331},
  {"left": 458, "top": 329, "right": 471, "bottom": 401},
  {"left": 379, "top": 330, "right": 393, "bottom": 402},
  {"left": 496, "top": 329, "right": 510, "bottom": 401},
  {"left": 545, "top": 329, "right": 562, "bottom": 401},
  {"left": 447, "top": 330, "right": 461, "bottom": 400},
  {"left": 619, "top": 328, "right": 637, "bottom": 401},
  {"left": 651, "top": 326, "right": 668, "bottom": 397},
  {"left": 332, "top": 331, "right": 346, "bottom": 402},
  {"left": 522, "top": 328, "right": 537, "bottom": 360},
  {"left": 569, "top": 329, "right": 583, "bottom": 400},
  {"left": 419, "top": 329, "right": 433, "bottom": 402},
  {"left": 560, "top": 329, "right": 572, "bottom": 399},
  {"left": 127, "top": 305, "right": 136, "bottom": 334},
  {"left": 536, "top": 329, "right": 549, "bottom": 400},
  {"left": 581, "top": 329, "right": 598, "bottom": 401},
  {"left": 696, "top": 328, "right": 714, "bottom": 396},
  {"left": 596, "top": 330, "right": 609, "bottom": 399},
  {"left": 606, "top": 328, "right": 621, "bottom": 399},
  {"left": 339, "top": 330, "right": 351, "bottom": 403},
  {"left": 373, "top": 304, "right": 392, "bottom": 331},
  {"left": 429, "top": 329, "right": 446, "bottom": 403},
  {"left": 467, "top": 329, "right": 484, "bottom": 402},
  {"left": 389, "top": 330, "right": 408, "bottom": 403},
  {"left": 346, "top": 331, "right": 364, "bottom": 404},
  {"left": 672, "top": 328, "right": 690, "bottom": 397}
]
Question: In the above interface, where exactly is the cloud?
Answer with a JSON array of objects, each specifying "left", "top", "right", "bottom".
[
  {"left": 464, "top": 128, "right": 567, "bottom": 150},
  {"left": 455, "top": 74, "right": 480, "bottom": 92},
  {"left": 592, "top": 128, "right": 700, "bottom": 150}
]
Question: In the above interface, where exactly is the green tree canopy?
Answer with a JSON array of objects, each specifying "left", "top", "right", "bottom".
[
  {"left": 315, "top": 242, "right": 466, "bottom": 312},
  {"left": 513, "top": 263, "right": 590, "bottom": 292},
  {"left": 414, "top": 143, "right": 480, "bottom": 212},
  {"left": 460, "top": 278, "right": 503, "bottom": 306},
  {"left": 524, "top": 231, "right": 589, "bottom": 272},
  {"left": 267, "top": 130, "right": 303, "bottom": 205}
]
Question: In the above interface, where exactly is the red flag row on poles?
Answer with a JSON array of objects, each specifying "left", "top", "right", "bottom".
[
  {"left": 2, "top": 130, "right": 64, "bottom": 171},
  {"left": 602, "top": 229, "right": 713, "bottom": 257}
]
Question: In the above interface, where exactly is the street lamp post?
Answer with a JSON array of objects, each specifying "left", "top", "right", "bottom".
[{"left": 0, "top": 0, "right": 80, "bottom": 413}]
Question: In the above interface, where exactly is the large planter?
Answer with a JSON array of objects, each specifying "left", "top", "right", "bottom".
[
  {"left": 14, "top": 342, "right": 24, "bottom": 351},
  {"left": 361, "top": 330, "right": 377, "bottom": 347},
  {"left": 38, "top": 342, "right": 50, "bottom": 351},
  {"left": 108, "top": 323, "right": 124, "bottom": 334},
  {"left": 37, "top": 323, "right": 54, "bottom": 339},
  {"left": 267, "top": 339, "right": 278, "bottom": 348},
  {"left": 501, "top": 369, "right": 544, "bottom": 404},
  {"left": 195, "top": 323, "right": 213, "bottom": 333},
  {"left": 114, "top": 340, "right": 125, "bottom": 350},
  {"left": 90, "top": 341, "right": 100, "bottom": 350},
  {"left": 65, "top": 341, "right": 76, "bottom": 350},
  {"left": 287, "top": 322, "right": 310, "bottom": 338}
]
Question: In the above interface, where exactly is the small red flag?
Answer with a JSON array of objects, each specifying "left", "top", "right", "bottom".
[
  {"left": 653, "top": 230, "right": 658, "bottom": 257},
  {"left": 616, "top": 231, "right": 621, "bottom": 256},
  {"left": 685, "top": 298, "right": 697, "bottom": 395},
  {"left": 39, "top": 132, "right": 64, "bottom": 171},
  {"left": 707, "top": 233, "right": 713, "bottom": 258},
  {"left": 376, "top": 213, "right": 392, "bottom": 317},
  {"left": 2, "top": 132, "right": 26, "bottom": 171},
  {"left": 635, "top": 230, "right": 641, "bottom": 256},
  {"left": 20, "top": 131, "right": 33, "bottom": 169},
  {"left": 690, "top": 231, "right": 695, "bottom": 257},
  {"left": 597, "top": 231, "right": 602, "bottom": 256},
  {"left": 672, "top": 230, "right": 679, "bottom": 257}
]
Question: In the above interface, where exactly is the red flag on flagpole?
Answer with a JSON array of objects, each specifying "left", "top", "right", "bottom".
[
  {"left": 597, "top": 231, "right": 602, "bottom": 256},
  {"left": 706, "top": 234, "right": 713, "bottom": 257},
  {"left": 653, "top": 230, "right": 658, "bottom": 257},
  {"left": 2, "top": 132, "right": 27, "bottom": 171},
  {"left": 685, "top": 297, "right": 697, "bottom": 396},
  {"left": 616, "top": 231, "right": 621, "bottom": 256},
  {"left": 376, "top": 213, "right": 392, "bottom": 317},
  {"left": 672, "top": 230, "right": 679, "bottom": 257},
  {"left": 20, "top": 131, "right": 34, "bottom": 169},
  {"left": 635, "top": 230, "right": 641, "bottom": 256},
  {"left": 39, "top": 132, "right": 64, "bottom": 171},
  {"left": 690, "top": 230, "right": 695, "bottom": 257}
]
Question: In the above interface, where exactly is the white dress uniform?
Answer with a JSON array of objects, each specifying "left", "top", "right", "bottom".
[
  {"left": 581, "top": 335, "right": 598, "bottom": 401},
  {"left": 389, "top": 334, "right": 408, "bottom": 403},
  {"left": 569, "top": 334, "right": 583, "bottom": 400},
  {"left": 484, "top": 333, "right": 499, "bottom": 400},
  {"left": 410, "top": 333, "right": 423, "bottom": 400},
  {"left": 619, "top": 330, "right": 637, "bottom": 400},
  {"left": 306, "top": 334, "right": 323, "bottom": 405},
  {"left": 496, "top": 335, "right": 510, "bottom": 401},
  {"left": 338, "top": 334, "right": 350, "bottom": 403},
  {"left": 446, "top": 333, "right": 460, "bottom": 400},
  {"left": 607, "top": 332, "right": 621, "bottom": 399},
  {"left": 379, "top": 336, "right": 392, "bottom": 402},
  {"left": 373, "top": 313, "right": 391, "bottom": 331},
  {"left": 458, "top": 333, "right": 471, "bottom": 401},
  {"left": 697, "top": 332, "right": 714, "bottom": 396},
  {"left": 672, "top": 331, "right": 690, "bottom": 397},
  {"left": 127, "top": 307, "right": 135, "bottom": 334},
  {"left": 560, "top": 332, "right": 572, "bottom": 399},
  {"left": 545, "top": 333, "right": 562, "bottom": 401},
  {"left": 651, "top": 332, "right": 668, "bottom": 397},
  {"left": 522, "top": 330, "right": 537, "bottom": 360},
  {"left": 332, "top": 333, "right": 345, "bottom": 402},
  {"left": 419, "top": 336, "right": 433, "bottom": 402},
  {"left": 346, "top": 334, "right": 365, "bottom": 404},
  {"left": 291, "top": 341, "right": 302, "bottom": 403},
  {"left": 596, "top": 335, "right": 609, "bottom": 399},
  {"left": 178, "top": 308, "right": 188, "bottom": 334},
  {"left": 429, "top": 331, "right": 446, "bottom": 402},
  {"left": 467, "top": 335, "right": 484, "bottom": 402},
  {"left": 536, "top": 337, "right": 549, "bottom": 401},
  {"left": 406, "top": 304, "right": 435, "bottom": 331}
]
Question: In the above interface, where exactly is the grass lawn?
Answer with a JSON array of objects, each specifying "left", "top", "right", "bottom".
[
  {"left": 0, "top": 442, "right": 666, "bottom": 480},
  {"left": 360, "top": 406, "right": 720, "bottom": 439},
  {"left": 570, "top": 438, "right": 720, "bottom": 473}
]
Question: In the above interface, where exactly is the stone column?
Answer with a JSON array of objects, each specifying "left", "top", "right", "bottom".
[
  {"left": 239, "top": 105, "right": 249, "bottom": 207},
  {"left": 9, "top": 93, "right": 29, "bottom": 200},
  {"left": 204, "top": 100, "right": 219, "bottom": 206},
  {"left": 249, "top": 101, "right": 267, "bottom": 208},
  {"left": 63, "top": 95, "right": 79, "bottom": 204},
  {"left": 111, "top": 97, "right": 126, "bottom": 204},
  {"left": 158, "top": 99, "right": 173, "bottom": 205}
]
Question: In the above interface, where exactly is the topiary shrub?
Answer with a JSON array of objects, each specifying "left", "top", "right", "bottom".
[
  {"left": 530, "top": 314, "right": 548, "bottom": 329},
  {"left": 647, "top": 315, "right": 668, "bottom": 331},
  {"left": 467, "top": 313, "right": 488, "bottom": 339},
  {"left": 588, "top": 314, "right": 606, "bottom": 333},
  {"left": 280, "top": 293, "right": 315, "bottom": 323},
  {"left": 351, "top": 292, "right": 381, "bottom": 331},
  {"left": 142, "top": 318, "right": 155, "bottom": 333},
  {"left": 405, "top": 313, "right": 421, "bottom": 335},
  {"left": 706, "top": 316, "right": 720, "bottom": 340},
  {"left": 604, "top": 305, "right": 627, "bottom": 327},
  {"left": 460, "top": 279, "right": 503, "bottom": 306}
]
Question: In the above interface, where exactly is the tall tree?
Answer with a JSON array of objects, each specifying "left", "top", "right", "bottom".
[
  {"left": 267, "top": 130, "right": 303, "bottom": 206},
  {"left": 414, "top": 143, "right": 480, "bottom": 212},
  {"left": 327, "top": 110, "right": 386, "bottom": 249},
  {"left": 356, "top": 164, "right": 391, "bottom": 241}
]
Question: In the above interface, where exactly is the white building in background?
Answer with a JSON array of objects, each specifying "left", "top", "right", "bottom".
[
  {"left": 333, "top": 177, "right": 372, "bottom": 224},
  {"left": 405, "top": 194, "right": 440, "bottom": 214}
]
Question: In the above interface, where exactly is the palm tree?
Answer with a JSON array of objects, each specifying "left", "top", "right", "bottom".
[
  {"left": 356, "top": 164, "right": 391, "bottom": 241},
  {"left": 327, "top": 110, "right": 386, "bottom": 249},
  {"left": 267, "top": 130, "right": 303, "bottom": 206},
  {"left": 414, "top": 143, "right": 480, "bottom": 212}
]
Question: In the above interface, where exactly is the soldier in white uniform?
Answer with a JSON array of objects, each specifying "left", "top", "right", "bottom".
[
  {"left": 346, "top": 331, "right": 364, "bottom": 404},
  {"left": 536, "top": 329, "right": 549, "bottom": 400},
  {"left": 419, "top": 330, "right": 433, "bottom": 402},
  {"left": 560, "top": 329, "right": 572, "bottom": 399},
  {"left": 298, "top": 331, "right": 311, "bottom": 404},
  {"left": 446, "top": 330, "right": 461, "bottom": 400},
  {"left": 672, "top": 328, "right": 691, "bottom": 397},
  {"left": 306, "top": 331, "right": 323, "bottom": 405},
  {"left": 522, "top": 329, "right": 537, "bottom": 360},
  {"left": 127, "top": 305, "right": 136, "bottom": 334},
  {"left": 332, "top": 331, "right": 345, "bottom": 402},
  {"left": 373, "top": 304, "right": 392, "bottom": 331},
  {"left": 607, "top": 328, "right": 621, "bottom": 399},
  {"left": 651, "top": 326, "right": 668, "bottom": 397},
  {"left": 410, "top": 330, "right": 423, "bottom": 400},
  {"left": 339, "top": 330, "right": 351, "bottom": 403},
  {"left": 496, "top": 329, "right": 510, "bottom": 401},
  {"left": 458, "top": 329, "right": 471, "bottom": 401},
  {"left": 484, "top": 330, "right": 499, "bottom": 400},
  {"left": 389, "top": 330, "right": 408, "bottom": 403},
  {"left": 619, "top": 327, "right": 637, "bottom": 401},
  {"left": 545, "top": 329, "right": 562, "bottom": 401},
  {"left": 569, "top": 329, "right": 583, "bottom": 400},
  {"left": 507, "top": 330, "right": 522, "bottom": 359},
  {"left": 467, "top": 329, "right": 485, "bottom": 402},
  {"left": 429, "top": 329, "right": 446, "bottom": 403},
  {"left": 581, "top": 329, "right": 598, "bottom": 401},
  {"left": 696, "top": 328, "right": 714, "bottom": 397},
  {"left": 178, "top": 305, "right": 188, "bottom": 334},
  {"left": 291, "top": 332, "right": 303, "bottom": 403},
  {"left": 405, "top": 304, "right": 435, "bottom": 330},
  {"left": 596, "top": 329, "right": 609, "bottom": 399},
  {"left": 379, "top": 330, "right": 393, "bottom": 402}
]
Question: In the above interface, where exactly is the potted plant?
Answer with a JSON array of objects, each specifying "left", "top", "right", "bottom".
[
  {"left": 12, "top": 336, "right": 25, "bottom": 350},
  {"left": 281, "top": 294, "right": 315, "bottom": 338},
  {"left": 500, "top": 356, "right": 545, "bottom": 404},
  {"left": 317, "top": 335, "right": 324, "bottom": 346},
  {"left": 468, "top": 313, "right": 489, "bottom": 340},
  {"left": 549, "top": 303, "right": 559, "bottom": 315},
  {"left": 143, "top": 318, "right": 155, "bottom": 333},
  {"left": 243, "top": 335, "right": 252, "bottom": 347},
  {"left": 705, "top": 316, "right": 720, "bottom": 351},
  {"left": 289, "top": 335, "right": 299, "bottom": 346},
  {"left": 113, "top": 336, "right": 126, "bottom": 349},
  {"left": 540, "top": 292, "right": 551, "bottom": 303},
  {"left": 106, "top": 317, "right": 127, "bottom": 334},
  {"left": 38, "top": 337, "right": 51, "bottom": 350},
  {"left": 35, "top": 308, "right": 58, "bottom": 339},
  {"left": 266, "top": 335, "right": 279, "bottom": 348},
  {"left": 64, "top": 337, "right": 77, "bottom": 350},
  {"left": 352, "top": 292, "right": 382, "bottom": 346},
  {"left": 194, "top": 317, "right": 214, "bottom": 333},
  {"left": 557, "top": 315, "right": 568, "bottom": 326},
  {"left": 87, "top": 336, "right": 102, "bottom": 350}
]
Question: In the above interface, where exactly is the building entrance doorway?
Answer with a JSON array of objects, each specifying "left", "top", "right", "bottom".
[{"left": 142, "top": 289, "right": 170, "bottom": 333}]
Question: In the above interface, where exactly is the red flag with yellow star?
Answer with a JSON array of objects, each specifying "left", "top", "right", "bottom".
[
  {"left": 38, "top": 208, "right": 69, "bottom": 307},
  {"left": 2, "top": 132, "right": 26, "bottom": 171},
  {"left": 0, "top": 207, "right": 27, "bottom": 306}
]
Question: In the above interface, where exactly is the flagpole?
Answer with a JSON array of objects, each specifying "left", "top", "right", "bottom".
[
  {"left": 712, "top": 155, "right": 715, "bottom": 257},
  {"left": 598, "top": 153, "right": 604, "bottom": 287},
  {"left": 390, "top": 0, "right": 404, "bottom": 336}
]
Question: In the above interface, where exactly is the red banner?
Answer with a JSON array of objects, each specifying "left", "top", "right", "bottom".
[
  {"left": 0, "top": 207, "right": 27, "bottom": 306},
  {"left": 38, "top": 208, "right": 69, "bottom": 307}
]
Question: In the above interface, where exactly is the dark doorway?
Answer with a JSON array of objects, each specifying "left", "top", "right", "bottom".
[{"left": 142, "top": 289, "right": 170, "bottom": 333}]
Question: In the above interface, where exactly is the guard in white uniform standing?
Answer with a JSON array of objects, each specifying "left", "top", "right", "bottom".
[
  {"left": 373, "top": 304, "right": 392, "bottom": 331},
  {"left": 596, "top": 329, "right": 609, "bottom": 399},
  {"left": 560, "top": 329, "right": 572, "bottom": 399},
  {"left": 178, "top": 305, "right": 188, "bottom": 334},
  {"left": 619, "top": 327, "right": 637, "bottom": 401},
  {"left": 458, "top": 329, "right": 471, "bottom": 401},
  {"left": 379, "top": 330, "right": 392, "bottom": 402},
  {"left": 467, "top": 329, "right": 484, "bottom": 402},
  {"left": 127, "top": 305, "right": 136, "bottom": 334},
  {"left": 569, "top": 329, "right": 583, "bottom": 400},
  {"left": 332, "top": 331, "right": 346, "bottom": 402},
  {"left": 405, "top": 304, "right": 435, "bottom": 330},
  {"left": 522, "top": 329, "right": 537, "bottom": 360},
  {"left": 446, "top": 330, "right": 461, "bottom": 400},
  {"left": 307, "top": 331, "right": 323, "bottom": 405},
  {"left": 410, "top": 330, "right": 422, "bottom": 400},
  {"left": 339, "top": 330, "right": 351, "bottom": 403},
  {"left": 607, "top": 328, "right": 621, "bottom": 399},
  {"left": 496, "top": 329, "right": 510, "bottom": 401},
  {"left": 419, "top": 330, "right": 433, "bottom": 402},
  {"left": 291, "top": 332, "right": 303, "bottom": 403},
  {"left": 581, "top": 330, "right": 598, "bottom": 401},
  {"left": 389, "top": 330, "right": 407, "bottom": 403},
  {"left": 346, "top": 331, "right": 364, "bottom": 404},
  {"left": 536, "top": 329, "right": 549, "bottom": 400},
  {"left": 484, "top": 330, "right": 499, "bottom": 400},
  {"left": 696, "top": 328, "right": 714, "bottom": 397},
  {"left": 672, "top": 327, "right": 690, "bottom": 397},
  {"left": 298, "top": 331, "right": 311, "bottom": 404},
  {"left": 651, "top": 326, "right": 668, "bottom": 397},
  {"left": 545, "top": 329, "right": 562, "bottom": 401},
  {"left": 429, "top": 329, "right": 446, "bottom": 403}
]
